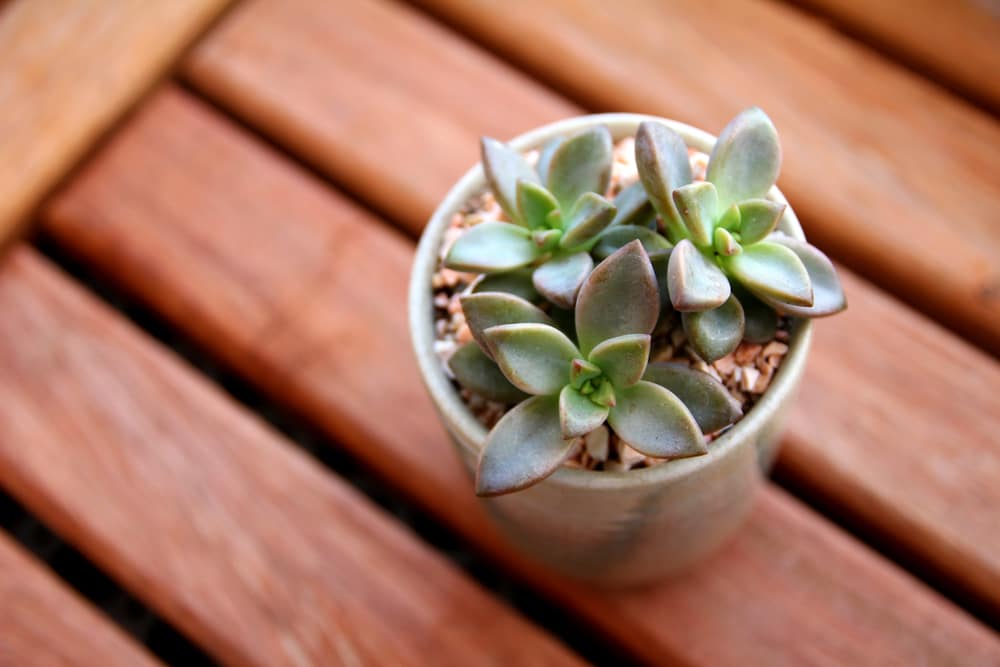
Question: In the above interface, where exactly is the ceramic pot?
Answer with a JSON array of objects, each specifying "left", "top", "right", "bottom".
[{"left": 409, "top": 114, "right": 812, "bottom": 586}]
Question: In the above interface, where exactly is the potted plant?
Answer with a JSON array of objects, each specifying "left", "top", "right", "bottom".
[{"left": 409, "top": 109, "right": 845, "bottom": 585}]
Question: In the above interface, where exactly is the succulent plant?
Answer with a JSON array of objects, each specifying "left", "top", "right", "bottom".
[
  {"left": 445, "top": 126, "right": 671, "bottom": 309},
  {"left": 458, "top": 241, "right": 740, "bottom": 496},
  {"left": 441, "top": 109, "right": 846, "bottom": 497},
  {"left": 635, "top": 108, "right": 846, "bottom": 361}
]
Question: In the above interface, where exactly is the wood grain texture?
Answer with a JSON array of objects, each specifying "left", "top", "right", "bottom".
[
  {"left": 791, "top": 0, "right": 1000, "bottom": 112},
  {"left": 39, "top": 86, "right": 1000, "bottom": 665},
  {"left": 183, "top": 0, "right": 1000, "bottom": 353},
  {"left": 0, "top": 247, "right": 582, "bottom": 667},
  {"left": 182, "top": 0, "right": 576, "bottom": 235},
  {"left": 0, "top": 532, "right": 161, "bottom": 667},
  {"left": 0, "top": 0, "right": 232, "bottom": 250}
]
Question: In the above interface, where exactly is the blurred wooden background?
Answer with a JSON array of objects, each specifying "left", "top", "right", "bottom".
[{"left": 0, "top": 0, "right": 998, "bottom": 665}]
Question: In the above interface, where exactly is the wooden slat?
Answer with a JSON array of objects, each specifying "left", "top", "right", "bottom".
[
  {"left": 177, "top": 0, "right": 1000, "bottom": 613},
  {"left": 0, "top": 0, "right": 233, "bottom": 250},
  {"left": 183, "top": 0, "right": 1000, "bottom": 354},
  {"left": 792, "top": 0, "right": 1000, "bottom": 112},
  {"left": 39, "top": 86, "right": 1000, "bottom": 665},
  {"left": 0, "top": 532, "right": 161, "bottom": 667},
  {"left": 0, "top": 247, "right": 583, "bottom": 667}
]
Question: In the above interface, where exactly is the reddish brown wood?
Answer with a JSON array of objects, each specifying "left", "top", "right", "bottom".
[
  {"left": 791, "top": 0, "right": 1000, "bottom": 112},
  {"left": 0, "top": 532, "right": 161, "bottom": 667},
  {"left": 182, "top": 0, "right": 576, "bottom": 234},
  {"left": 0, "top": 247, "right": 583, "bottom": 667},
  {"left": 0, "top": 0, "right": 233, "bottom": 250},
  {"left": 184, "top": 0, "right": 1000, "bottom": 354},
  {"left": 39, "top": 86, "right": 1000, "bottom": 665}
]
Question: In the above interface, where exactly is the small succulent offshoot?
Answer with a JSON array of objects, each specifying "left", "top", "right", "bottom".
[
  {"left": 635, "top": 108, "right": 846, "bottom": 361},
  {"left": 444, "top": 126, "right": 671, "bottom": 309},
  {"left": 440, "top": 108, "right": 846, "bottom": 496},
  {"left": 457, "top": 242, "right": 740, "bottom": 496}
]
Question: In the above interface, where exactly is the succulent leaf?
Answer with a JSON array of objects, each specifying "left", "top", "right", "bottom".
[
  {"left": 445, "top": 221, "right": 539, "bottom": 272},
  {"left": 560, "top": 192, "right": 618, "bottom": 248},
  {"left": 536, "top": 136, "right": 565, "bottom": 184},
  {"left": 717, "top": 203, "right": 741, "bottom": 231},
  {"left": 762, "top": 235, "right": 847, "bottom": 317},
  {"left": 546, "top": 126, "right": 614, "bottom": 211},
  {"left": 481, "top": 137, "right": 540, "bottom": 223},
  {"left": 610, "top": 181, "right": 655, "bottom": 227},
  {"left": 706, "top": 108, "right": 781, "bottom": 210},
  {"left": 737, "top": 199, "right": 785, "bottom": 245},
  {"left": 672, "top": 181, "right": 719, "bottom": 247},
  {"left": 517, "top": 179, "right": 560, "bottom": 230},
  {"left": 591, "top": 225, "right": 671, "bottom": 261},
  {"left": 575, "top": 240, "right": 659, "bottom": 356},
  {"left": 476, "top": 395, "right": 574, "bottom": 496},
  {"left": 532, "top": 251, "right": 594, "bottom": 309},
  {"left": 484, "top": 323, "right": 580, "bottom": 395},
  {"left": 460, "top": 292, "right": 552, "bottom": 359},
  {"left": 714, "top": 227, "right": 741, "bottom": 256},
  {"left": 667, "top": 239, "right": 731, "bottom": 311},
  {"left": 642, "top": 362, "right": 742, "bottom": 434},
  {"left": 570, "top": 358, "right": 603, "bottom": 388},
  {"left": 635, "top": 121, "right": 693, "bottom": 242},
  {"left": 587, "top": 334, "right": 650, "bottom": 389},
  {"left": 723, "top": 241, "right": 813, "bottom": 307},
  {"left": 607, "top": 380, "right": 706, "bottom": 458},
  {"left": 649, "top": 250, "right": 675, "bottom": 326},
  {"left": 448, "top": 342, "right": 529, "bottom": 404},
  {"left": 732, "top": 284, "right": 778, "bottom": 343},
  {"left": 559, "top": 385, "right": 610, "bottom": 438},
  {"left": 682, "top": 294, "right": 745, "bottom": 362},
  {"left": 472, "top": 268, "right": 540, "bottom": 303},
  {"left": 532, "top": 227, "right": 562, "bottom": 252}
]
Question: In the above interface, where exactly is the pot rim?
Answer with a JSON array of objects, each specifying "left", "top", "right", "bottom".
[{"left": 409, "top": 113, "right": 812, "bottom": 492}]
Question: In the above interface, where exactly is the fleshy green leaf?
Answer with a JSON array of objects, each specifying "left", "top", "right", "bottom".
[
  {"left": 733, "top": 284, "right": 778, "bottom": 343},
  {"left": 717, "top": 203, "right": 741, "bottom": 231},
  {"left": 587, "top": 334, "right": 650, "bottom": 389},
  {"left": 575, "top": 240, "right": 659, "bottom": 356},
  {"left": 667, "top": 239, "right": 731, "bottom": 311},
  {"left": 706, "top": 108, "right": 781, "bottom": 210},
  {"left": 536, "top": 136, "right": 565, "bottom": 185},
  {"left": 570, "top": 358, "right": 603, "bottom": 387},
  {"left": 532, "top": 227, "right": 562, "bottom": 252},
  {"left": 546, "top": 126, "right": 614, "bottom": 211},
  {"left": 445, "top": 221, "right": 539, "bottom": 272},
  {"left": 607, "top": 380, "right": 706, "bottom": 458},
  {"left": 591, "top": 226, "right": 671, "bottom": 261},
  {"left": 643, "top": 362, "right": 742, "bottom": 434},
  {"left": 723, "top": 241, "right": 813, "bottom": 307},
  {"left": 460, "top": 292, "right": 552, "bottom": 359},
  {"left": 610, "top": 181, "right": 655, "bottom": 227},
  {"left": 672, "top": 182, "right": 719, "bottom": 247},
  {"left": 448, "top": 342, "right": 529, "bottom": 404},
  {"left": 484, "top": 323, "right": 579, "bottom": 395},
  {"left": 476, "top": 395, "right": 573, "bottom": 496},
  {"left": 635, "top": 121, "right": 693, "bottom": 242},
  {"left": 559, "top": 385, "right": 610, "bottom": 438},
  {"left": 649, "top": 250, "right": 675, "bottom": 329},
  {"left": 517, "top": 180, "right": 560, "bottom": 230},
  {"left": 481, "top": 137, "right": 539, "bottom": 224},
  {"left": 532, "top": 252, "right": 594, "bottom": 309},
  {"left": 763, "top": 235, "right": 847, "bottom": 317},
  {"left": 473, "top": 268, "right": 540, "bottom": 303},
  {"left": 560, "top": 192, "right": 617, "bottom": 248},
  {"left": 682, "top": 294, "right": 745, "bottom": 362},
  {"left": 714, "top": 227, "right": 741, "bottom": 256},
  {"left": 737, "top": 199, "right": 785, "bottom": 245}
]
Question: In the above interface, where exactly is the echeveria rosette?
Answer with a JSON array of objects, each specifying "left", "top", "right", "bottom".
[
  {"left": 472, "top": 241, "right": 736, "bottom": 497},
  {"left": 635, "top": 108, "right": 846, "bottom": 362},
  {"left": 445, "top": 126, "right": 672, "bottom": 309}
]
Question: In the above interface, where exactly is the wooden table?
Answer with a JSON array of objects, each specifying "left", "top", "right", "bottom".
[{"left": 1, "top": 1, "right": 998, "bottom": 664}]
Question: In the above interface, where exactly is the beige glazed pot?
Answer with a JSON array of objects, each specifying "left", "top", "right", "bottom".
[{"left": 409, "top": 114, "right": 812, "bottom": 586}]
